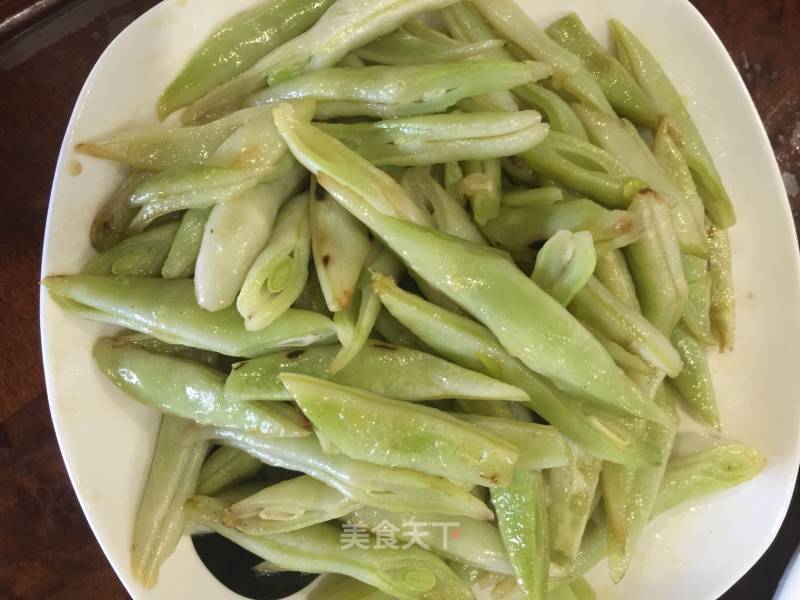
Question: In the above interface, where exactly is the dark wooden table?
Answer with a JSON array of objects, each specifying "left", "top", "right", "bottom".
[{"left": 0, "top": 1, "right": 798, "bottom": 598}]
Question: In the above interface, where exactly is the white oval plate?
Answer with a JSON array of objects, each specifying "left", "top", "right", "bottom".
[{"left": 40, "top": 0, "right": 800, "bottom": 598}]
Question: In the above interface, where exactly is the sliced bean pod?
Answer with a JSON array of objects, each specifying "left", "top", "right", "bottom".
[
  {"left": 196, "top": 446, "right": 263, "bottom": 497},
  {"left": 707, "top": 221, "right": 736, "bottom": 351},
  {"left": 162, "top": 207, "right": 211, "bottom": 279},
  {"left": 462, "top": 158, "right": 502, "bottom": 225},
  {"left": 319, "top": 111, "right": 548, "bottom": 167},
  {"left": 273, "top": 109, "right": 669, "bottom": 426},
  {"left": 182, "top": 0, "right": 464, "bottom": 123},
  {"left": 226, "top": 341, "right": 526, "bottom": 403},
  {"left": 132, "top": 415, "right": 208, "bottom": 588},
  {"left": 43, "top": 275, "right": 335, "bottom": 357},
  {"left": 624, "top": 190, "right": 688, "bottom": 335},
  {"left": 195, "top": 426, "right": 494, "bottom": 519},
  {"left": 609, "top": 20, "right": 735, "bottom": 228},
  {"left": 469, "top": 0, "right": 613, "bottom": 115},
  {"left": 532, "top": 230, "right": 597, "bottom": 307},
  {"left": 226, "top": 475, "right": 359, "bottom": 536},
  {"left": 82, "top": 220, "right": 179, "bottom": 277},
  {"left": 281, "top": 374, "right": 519, "bottom": 486},
  {"left": 669, "top": 324, "right": 720, "bottom": 430},
  {"left": 546, "top": 14, "right": 659, "bottom": 128},
  {"left": 94, "top": 338, "right": 310, "bottom": 436},
  {"left": 309, "top": 575, "right": 393, "bottom": 600},
  {"left": 186, "top": 496, "right": 472, "bottom": 600},
  {"left": 311, "top": 183, "right": 372, "bottom": 312},
  {"left": 237, "top": 193, "right": 311, "bottom": 330},
  {"left": 158, "top": 0, "right": 335, "bottom": 118},
  {"left": 196, "top": 169, "right": 307, "bottom": 312},
  {"left": 349, "top": 506, "right": 512, "bottom": 575},
  {"left": 491, "top": 469, "right": 550, "bottom": 600},
  {"left": 250, "top": 61, "right": 549, "bottom": 118},
  {"left": 373, "top": 276, "right": 662, "bottom": 466}
]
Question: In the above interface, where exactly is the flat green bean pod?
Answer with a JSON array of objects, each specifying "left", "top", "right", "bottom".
[
  {"left": 44, "top": 275, "right": 336, "bottom": 357},
  {"left": 354, "top": 28, "right": 504, "bottom": 65},
  {"left": 593, "top": 249, "right": 640, "bottom": 310},
  {"left": 132, "top": 415, "right": 208, "bottom": 588},
  {"left": 94, "top": 338, "right": 310, "bottom": 436},
  {"left": 319, "top": 111, "right": 548, "bottom": 167},
  {"left": 491, "top": 469, "right": 550, "bottom": 600},
  {"left": 373, "top": 309, "right": 431, "bottom": 351},
  {"left": 237, "top": 193, "right": 311, "bottom": 330},
  {"left": 82, "top": 220, "right": 179, "bottom": 277},
  {"left": 195, "top": 170, "right": 307, "bottom": 312},
  {"left": 453, "top": 415, "right": 570, "bottom": 470},
  {"left": 196, "top": 446, "right": 263, "bottom": 497},
  {"left": 182, "top": 0, "right": 464, "bottom": 123},
  {"left": 483, "top": 198, "right": 641, "bottom": 255},
  {"left": 159, "top": 0, "right": 335, "bottom": 118},
  {"left": 513, "top": 84, "right": 589, "bottom": 140},
  {"left": 274, "top": 107, "right": 670, "bottom": 426},
  {"left": 546, "top": 14, "right": 659, "bottom": 129},
  {"left": 186, "top": 496, "right": 473, "bottom": 600},
  {"left": 162, "top": 207, "right": 211, "bottom": 279},
  {"left": 707, "top": 221, "right": 736, "bottom": 351},
  {"left": 308, "top": 575, "right": 393, "bottom": 600},
  {"left": 518, "top": 133, "right": 644, "bottom": 208},
  {"left": 281, "top": 374, "right": 520, "bottom": 486},
  {"left": 194, "top": 426, "right": 494, "bottom": 519},
  {"left": 372, "top": 276, "right": 662, "bottom": 466},
  {"left": 225, "top": 340, "right": 527, "bottom": 403},
  {"left": 249, "top": 61, "right": 550, "bottom": 118},
  {"left": 680, "top": 254, "right": 713, "bottom": 345},
  {"left": 462, "top": 158, "right": 503, "bottom": 226},
  {"left": 226, "top": 475, "right": 359, "bottom": 536},
  {"left": 624, "top": 190, "right": 688, "bottom": 335},
  {"left": 669, "top": 325, "right": 720, "bottom": 430},
  {"left": 609, "top": 20, "right": 735, "bottom": 228}
]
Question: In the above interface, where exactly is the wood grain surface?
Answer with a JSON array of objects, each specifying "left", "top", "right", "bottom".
[{"left": 0, "top": 1, "right": 797, "bottom": 598}]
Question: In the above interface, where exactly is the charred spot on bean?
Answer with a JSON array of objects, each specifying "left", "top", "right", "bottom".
[
  {"left": 286, "top": 349, "right": 305, "bottom": 359},
  {"left": 322, "top": 255, "right": 331, "bottom": 266}
]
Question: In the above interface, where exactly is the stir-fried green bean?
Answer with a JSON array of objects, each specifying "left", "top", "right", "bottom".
[
  {"left": 680, "top": 254, "right": 713, "bottom": 345},
  {"left": 593, "top": 249, "right": 640, "bottom": 310},
  {"left": 196, "top": 446, "right": 263, "bottom": 497},
  {"left": 45, "top": 275, "right": 335, "bottom": 357},
  {"left": 132, "top": 415, "right": 208, "bottom": 588},
  {"left": 532, "top": 230, "right": 596, "bottom": 306},
  {"left": 91, "top": 172, "right": 149, "bottom": 251},
  {"left": 282, "top": 374, "right": 519, "bottom": 485},
  {"left": 94, "top": 338, "right": 310, "bottom": 436},
  {"left": 319, "top": 111, "right": 548, "bottom": 166},
  {"left": 309, "top": 575, "right": 394, "bottom": 600},
  {"left": 225, "top": 341, "right": 527, "bottom": 403},
  {"left": 513, "top": 84, "right": 589, "bottom": 140},
  {"left": 162, "top": 207, "right": 211, "bottom": 279},
  {"left": 182, "top": 0, "right": 463, "bottom": 123},
  {"left": 226, "top": 475, "right": 359, "bottom": 535},
  {"left": 194, "top": 426, "right": 494, "bottom": 519},
  {"left": 707, "top": 222, "right": 736, "bottom": 351},
  {"left": 491, "top": 469, "right": 550, "bottom": 600},
  {"left": 250, "top": 61, "right": 549, "bottom": 119},
  {"left": 186, "top": 496, "right": 473, "bottom": 599},
  {"left": 82, "top": 220, "right": 179, "bottom": 277},
  {"left": 546, "top": 14, "right": 659, "bottom": 129},
  {"left": 158, "top": 0, "right": 336, "bottom": 118},
  {"left": 609, "top": 20, "right": 736, "bottom": 228},
  {"left": 354, "top": 28, "right": 504, "bottom": 65},
  {"left": 669, "top": 325, "right": 720, "bottom": 430}
]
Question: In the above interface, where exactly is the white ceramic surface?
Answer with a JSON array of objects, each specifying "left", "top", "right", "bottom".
[
  {"left": 774, "top": 545, "right": 800, "bottom": 600},
  {"left": 40, "top": 1, "right": 800, "bottom": 598}
]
